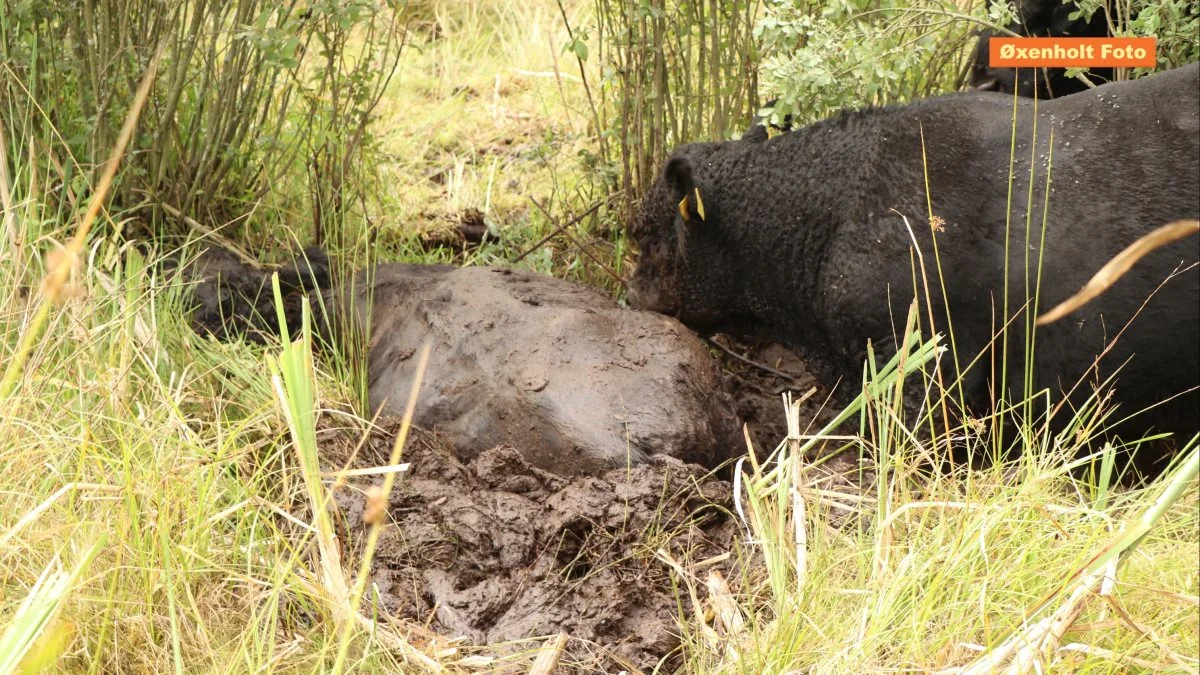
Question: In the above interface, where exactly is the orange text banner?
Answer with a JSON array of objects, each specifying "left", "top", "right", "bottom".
[{"left": 989, "top": 37, "right": 1157, "bottom": 68}]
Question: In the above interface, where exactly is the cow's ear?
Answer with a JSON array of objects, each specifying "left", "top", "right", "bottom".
[{"left": 665, "top": 157, "right": 708, "bottom": 225}]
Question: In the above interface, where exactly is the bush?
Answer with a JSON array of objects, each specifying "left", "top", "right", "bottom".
[
  {"left": 580, "top": 0, "right": 760, "bottom": 216},
  {"left": 0, "top": 0, "right": 406, "bottom": 252},
  {"left": 755, "top": 0, "right": 1200, "bottom": 130},
  {"left": 1083, "top": 0, "right": 1200, "bottom": 71},
  {"left": 754, "top": 0, "right": 983, "bottom": 129}
]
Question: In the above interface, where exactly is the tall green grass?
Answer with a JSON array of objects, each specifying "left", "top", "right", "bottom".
[
  {"left": 0, "top": 49, "right": 437, "bottom": 672},
  {"left": 0, "top": 204, "right": 445, "bottom": 671},
  {"left": 0, "top": 0, "right": 405, "bottom": 253},
  {"left": 673, "top": 307, "right": 1198, "bottom": 673}
]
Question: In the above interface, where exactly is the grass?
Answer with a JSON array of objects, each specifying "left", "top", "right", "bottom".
[
  {"left": 365, "top": 0, "right": 626, "bottom": 291},
  {"left": 0, "top": 0, "right": 1197, "bottom": 673},
  {"left": 674, "top": 307, "right": 1199, "bottom": 673}
]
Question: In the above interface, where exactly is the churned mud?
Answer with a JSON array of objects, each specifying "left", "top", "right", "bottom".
[
  {"left": 711, "top": 334, "right": 864, "bottom": 479},
  {"left": 323, "top": 421, "right": 739, "bottom": 672},
  {"left": 314, "top": 339, "right": 866, "bottom": 672},
  {"left": 181, "top": 246, "right": 869, "bottom": 670}
]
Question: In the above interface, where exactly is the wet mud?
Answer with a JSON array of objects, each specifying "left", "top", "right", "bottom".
[
  {"left": 182, "top": 246, "right": 866, "bottom": 670},
  {"left": 323, "top": 421, "right": 738, "bottom": 673},
  {"left": 340, "top": 263, "right": 743, "bottom": 476},
  {"left": 183, "top": 247, "right": 743, "bottom": 476},
  {"left": 313, "top": 338, "right": 864, "bottom": 672}
]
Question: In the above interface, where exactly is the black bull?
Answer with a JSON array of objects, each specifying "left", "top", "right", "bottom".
[{"left": 628, "top": 63, "right": 1200, "bottom": 469}]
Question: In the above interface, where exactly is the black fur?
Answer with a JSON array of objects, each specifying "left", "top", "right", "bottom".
[
  {"left": 629, "top": 64, "right": 1200, "bottom": 471},
  {"left": 182, "top": 247, "right": 331, "bottom": 345}
]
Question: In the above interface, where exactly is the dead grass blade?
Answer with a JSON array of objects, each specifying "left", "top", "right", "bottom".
[
  {"left": 705, "top": 570, "right": 748, "bottom": 664},
  {"left": 1037, "top": 220, "right": 1199, "bottom": 325},
  {"left": 0, "top": 483, "right": 122, "bottom": 550},
  {"left": 0, "top": 117, "right": 16, "bottom": 254},
  {"left": 333, "top": 341, "right": 434, "bottom": 673},
  {"left": 527, "top": 632, "right": 569, "bottom": 675},
  {"left": 0, "top": 44, "right": 164, "bottom": 400}
]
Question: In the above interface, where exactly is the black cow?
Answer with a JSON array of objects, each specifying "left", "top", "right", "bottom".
[
  {"left": 628, "top": 63, "right": 1200, "bottom": 472},
  {"left": 970, "top": 0, "right": 1114, "bottom": 98}
]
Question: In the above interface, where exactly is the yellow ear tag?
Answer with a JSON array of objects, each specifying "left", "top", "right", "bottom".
[
  {"left": 678, "top": 195, "right": 690, "bottom": 222},
  {"left": 693, "top": 187, "right": 706, "bottom": 221}
]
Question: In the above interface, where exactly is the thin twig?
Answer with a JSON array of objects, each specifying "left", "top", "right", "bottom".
[
  {"left": 0, "top": 117, "right": 17, "bottom": 254},
  {"left": 554, "top": 0, "right": 607, "bottom": 161},
  {"left": 512, "top": 199, "right": 602, "bottom": 262},
  {"left": 707, "top": 337, "right": 806, "bottom": 384},
  {"left": 158, "top": 202, "right": 264, "bottom": 268},
  {"left": 526, "top": 198, "right": 627, "bottom": 289}
]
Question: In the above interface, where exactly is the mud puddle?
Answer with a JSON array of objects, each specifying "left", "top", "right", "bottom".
[{"left": 711, "top": 334, "right": 867, "bottom": 483}]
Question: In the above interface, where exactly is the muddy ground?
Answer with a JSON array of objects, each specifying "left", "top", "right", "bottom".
[
  {"left": 184, "top": 247, "right": 744, "bottom": 476},
  {"left": 181, "top": 247, "right": 865, "bottom": 670},
  {"left": 710, "top": 335, "right": 864, "bottom": 478},
  {"left": 317, "top": 337, "right": 863, "bottom": 674},
  {"left": 324, "top": 420, "right": 738, "bottom": 672}
]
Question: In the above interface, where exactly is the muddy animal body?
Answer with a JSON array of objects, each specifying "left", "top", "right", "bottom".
[
  {"left": 186, "top": 251, "right": 741, "bottom": 476},
  {"left": 628, "top": 64, "right": 1200, "bottom": 465},
  {"left": 338, "top": 264, "right": 740, "bottom": 474}
]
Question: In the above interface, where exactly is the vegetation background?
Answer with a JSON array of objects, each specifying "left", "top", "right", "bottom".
[{"left": 0, "top": 0, "right": 1196, "bottom": 671}]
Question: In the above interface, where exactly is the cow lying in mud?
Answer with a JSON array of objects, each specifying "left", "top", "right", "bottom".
[
  {"left": 969, "top": 0, "right": 1114, "bottom": 99},
  {"left": 628, "top": 63, "right": 1200, "bottom": 471},
  {"left": 185, "top": 248, "right": 741, "bottom": 476}
]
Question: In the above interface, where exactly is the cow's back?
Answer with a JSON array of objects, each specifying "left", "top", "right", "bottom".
[
  {"left": 771, "top": 64, "right": 1198, "bottom": 444},
  {"left": 630, "top": 64, "right": 1199, "bottom": 456}
]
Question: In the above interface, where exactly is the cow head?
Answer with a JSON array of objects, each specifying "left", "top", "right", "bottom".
[{"left": 627, "top": 143, "right": 750, "bottom": 333}]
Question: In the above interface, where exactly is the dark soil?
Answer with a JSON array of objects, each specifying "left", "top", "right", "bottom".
[
  {"left": 418, "top": 208, "right": 491, "bottom": 253},
  {"left": 183, "top": 246, "right": 869, "bottom": 670},
  {"left": 323, "top": 421, "right": 739, "bottom": 673},
  {"left": 315, "top": 337, "right": 868, "bottom": 673},
  {"left": 709, "top": 334, "right": 865, "bottom": 479}
]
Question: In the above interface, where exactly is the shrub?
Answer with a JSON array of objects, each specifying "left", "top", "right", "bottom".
[
  {"left": 578, "top": 0, "right": 760, "bottom": 217},
  {"left": 754, "top": 0, "right": 983, "bottom": 129},
  {"left": 755, "top": 0, "right": 1200, "bottom": 130},
  {"left": 0, "top": 0, "right": 406, "bottom": 252}
]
